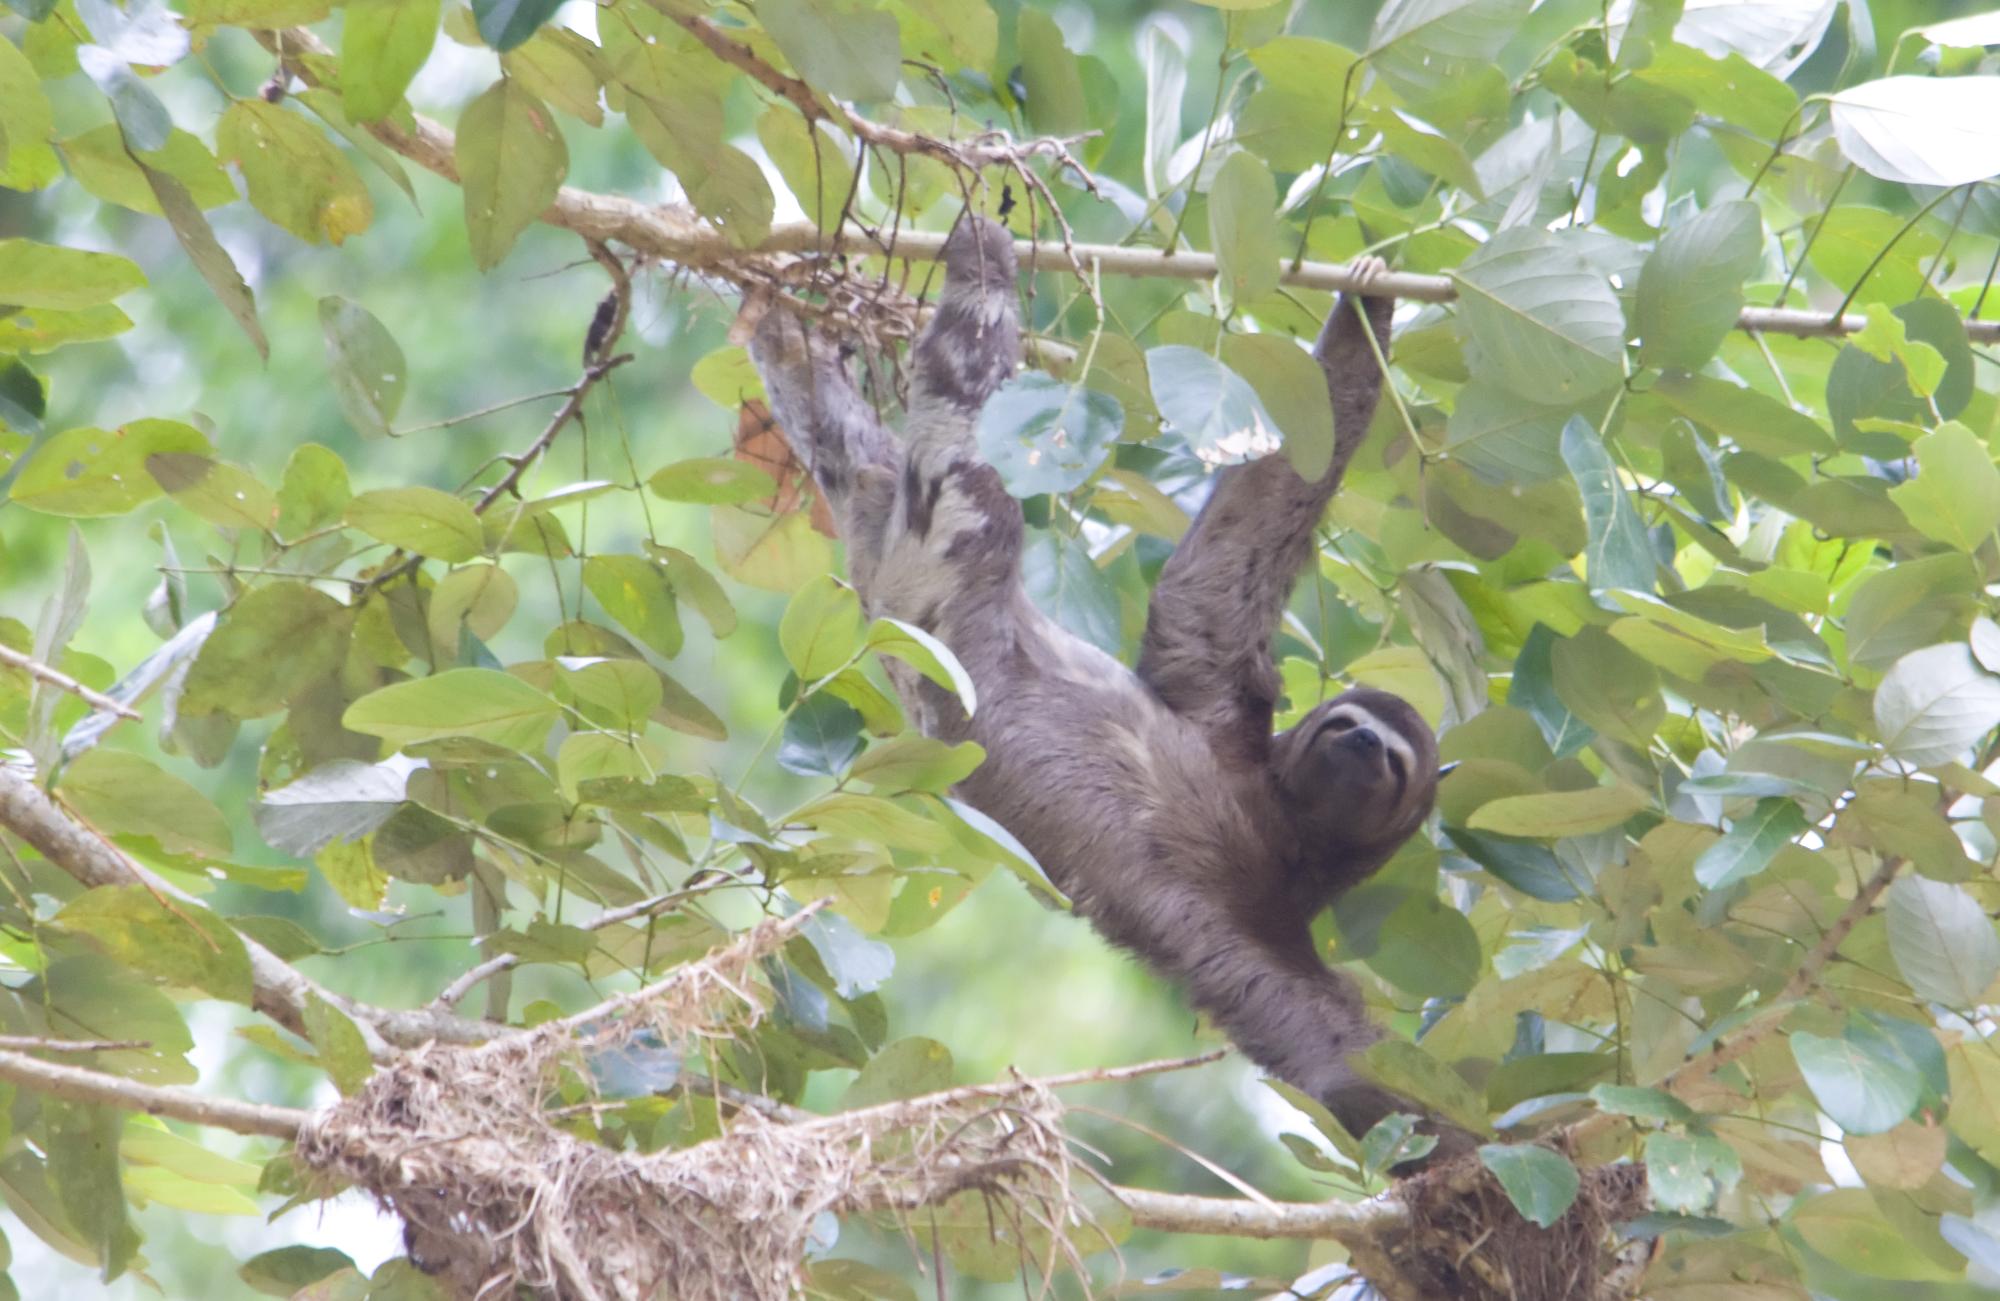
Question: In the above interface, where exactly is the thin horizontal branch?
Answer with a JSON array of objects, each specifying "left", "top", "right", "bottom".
[
  {"left": 262, "top": 27, "right": 2000, "bottom": 345},
  {"left": 0, "top": 643, "right": 142, "bottom": 720},
  {"left": 0, "top": 1048, "right": 305, "bottom": 1139}
]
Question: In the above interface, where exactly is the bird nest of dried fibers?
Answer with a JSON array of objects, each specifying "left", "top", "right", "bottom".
[{"left": 294, "top": 910, "right": 1088, "bottom": 1301}]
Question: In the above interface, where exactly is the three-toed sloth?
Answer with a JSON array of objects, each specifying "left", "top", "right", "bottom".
[{"left": 749, "top": 213, "right": 1465, "bottom": 1157}]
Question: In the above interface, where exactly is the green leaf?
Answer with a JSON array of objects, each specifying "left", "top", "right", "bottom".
[
  {"left": 1466, "top": 784, "right": 1648, "bottom": 838},
  {"left": 797, "top": 791, "right": 950, "bottom": 852},
  {"left": 471, "top": 0, "right": 561, "bottom": 52},
  {"left": 302, "top": 992, "right": 374, "bottom": 1094},
  {"left": 1355, "top": 1039, "right": 1489, "bottom": 1134},
  {"left": 1887, "top": 422, "right": 2000, "bottom": 553},
  {"left": 975, "top": 372, "right": 1123, "bottom": 497},
  {"left": 648, "top": 457, "right": 778, "bottom": 505},
  {"left": 1644, "top": 1131, "right": 1741, "bottom": 1214},
  {"left": 1208, "top": 150, "right": 1279, "bottom": 307},
  {"left": 1363, "top": 891, "right": 1482, "bottom": 998},
  {"left": 59, "top": 749, "right": 232, "bottom": 858},
  {"left": 781, "top": 576, "right": 865, "bottom": 681},
  {"left": 1445, "top": 828, "right": 1583, "bottom": 902},
  {"left": 181, "top": 582, "right": 354, "bottom": 718},
  {"left": 77, "top": 45, "right": 170, "bottom": 151},
  {"left": 1146, "top": 346, "right": 1282, "bottom": 466},
  {"left": 1792, "top": 1030, "right": 1921, "bottom": 1135},
  {"left": 755, "top": 106, "right": 856, "bottom": 228},
  {"left": 761, "top": 0, "right": 901, "bottom": 102},
  {"left": 0, "top": 239, "right": 144, "bottom": 309},
  {"left": 1692, "top": 797, "right": 1807, "bottom": 891},
  {"left": 1560, "top": 416, "right": 1654, "bottom": 597},
  {"left": 54, "top": 887, "right": 254, "bottom": 1004},
  {"left": 800, "top": 908, "right": 896, "bottom": 998},
  {"left": 1887, "top": 875, "right": 2000, "bottom": 1008},
  {"left": 456, "top": 79, "right": 567, "bottom": 269},
  {"left": 345, "top": 486, "right": 483, "bottom": 562},
  {"left": 502, "top": 26, "right": 605, "bottom": 126},
  {"left": 779, "top": 692, "right": 865, "bottom": 778},
  {"left": 583, "top": 555, "right": 682, "bottom": 658},
  {"left": 1845, "top": 553, "right": 1981, "bottom": 671},
  {"left": 850, "top": 735, "right": 985, "bottom": 791},
  {"left": 1874, "top": 642, "right": 2000, "bottom": 767},
  {"left": 1828, "top": 75, "right": 2000, "bottom": 187},
  {"left": 654, "top": 546, "right": 736, "bottom": 639},
  {"left": 216, "top": 101, "right": 373, "bottom": 245},
  {"left": 9, "top": 419, "right": 208, "bottom": 517},
  {"left": 1792, "top": 1187, "right": 1961, "bottom": 1281},
  {"left": 1021, "top": 531, "right": 1120, "bottom": 655},
  {"left": 342, "top": 0, "right": 439, "bottom": 119},
  {"left": 840, "top": 1036, "right": 953, "bottom": 1109},
  {"left": 1451, "top": 228, "right": 1624, "bottom": 404},
  {"left": 1015, "top": 7, "right": 1085, "bottom": 134},
  {"left": 145, "top": 453, "right": 279, "bottom": 532},
  {"left": 867, "top": 618, "right": 977, "bottom": 713},
  {"left": 555, "top": 657, "right": 663, "bottom": 729},
  {"left": 135, "top": 159, "right": 267, "bottom": 360},
  {"left": 1219, "top": 332, "right": 1336, "bottom": 481},
  {"left": 254, "top": 757, "right": 415, "bottom": 857},
  {"left": 0, "top": 36, "right": 60, "bottom": 190},
  {"left": 43, "top": 1100, "right": 140, "bottom": 1278},
  {"left": 1588, "top": 1083, "right": 1691, "bottom": 1123},
  {"left": 1476, "top": 1143, "right": 1578, "bottom": 1229},
  {"left": 1551, "top": 626, "right": 1661, "bottom": 747},
  {"left": 343, "top": 668, "right": 562, "bottom": 750},
  {"left": 427, "top": 562, "right": 517, "bottom": 657},
  {"left": 1635, "top": 200, "right": 1761, "bottom": 371},
  {"left": 58, "top": 125, "right": 236, "bottom": 215},
  {"left": 1651, "top": 371, "right": 1834, "bottom": 457},
  {"left": 319, "top": 297, "right": 408, "bottom": 438},
  {"left": 1368, "top": 0, "right": 1528, "bottom": 107},
  {"left": 239, "top": 1246, "right": 355, "bottom": 1297},
  {"left": 181, "top": 0, "right": 329, "bottom": 23}
]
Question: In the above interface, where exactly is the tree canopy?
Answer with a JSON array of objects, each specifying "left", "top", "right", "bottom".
[{"left": 7, "top": 0, "right": 2000, "bottom": 1297}]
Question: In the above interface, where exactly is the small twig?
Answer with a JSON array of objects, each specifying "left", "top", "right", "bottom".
[
  {"left": 0, "top": 1048, "right": 306, "bottom": 1139},
  {"left": 0, "top": 644, "right": 141, "bottom": 720},
  {"left": 655, "top": 6, "right": 1102, "bottom": 200},
  {"left": 430, "top": 877, "right": 736, "bottom": 1011},
  {"left": 0, "top": 1035, "right": 149, "bottom": 1053}
]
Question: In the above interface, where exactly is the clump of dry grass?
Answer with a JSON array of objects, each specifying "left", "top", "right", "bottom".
[{"left": 297, "top": 912, "right": 1087, "bottom": 1301}]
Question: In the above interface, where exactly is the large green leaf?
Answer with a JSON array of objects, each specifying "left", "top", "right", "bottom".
[
  {"left": 761, "top": 0, "right": 902, "bottom": 102},
  {"left": 975, "top": 372, "right": 1123, "bottom": 497},
  {"left": 1560, "top": 416, "right": 1654, "bottom": 597},
  {"left": 1451, "top": 228, "right": 1624, "bottom": 404},
  {"left": 1874, "top": 643, "right": 2000, "bottom": 767},
  {"left": 216, "top": 101, "right": 373, "bottom": 245},
  {"left": 1792, "top": 1030, "right": 1921, "bottom": 1135},
  {"left": 1476, "top": 1143, "right": 1579, "bottom": 1229},
  {"left": 455, "top": 78, "right": 567, "bottom": 269},
  {"left": 1634, "top": 200, "right": 1761, "bottom": 371},
  {"left": 342, "top": 0, "right": 440, "bottom": 119},
  {"left": 343, "top": 668, "right": 562, "bottom": 750},
  {"left": 1886, "top": 875, "right": 2000, "bottom": 1008}
]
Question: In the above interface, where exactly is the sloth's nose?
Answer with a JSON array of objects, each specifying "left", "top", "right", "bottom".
[{"left": 1342, "top": 726, "right": 1382, "bottom": 753}]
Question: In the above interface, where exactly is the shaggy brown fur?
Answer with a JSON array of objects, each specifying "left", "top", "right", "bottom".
[{"left": 749, "top": 213, "right": 1462, "bottom": 1154}]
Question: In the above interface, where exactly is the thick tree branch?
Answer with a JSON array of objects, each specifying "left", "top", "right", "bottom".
[{"left": 259, "top": 28, "right": 2000, "bottom": 344}]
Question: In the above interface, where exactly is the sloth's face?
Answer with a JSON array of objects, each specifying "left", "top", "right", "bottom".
[{"left": 1277, "top": 688, "right": 1439, "bottom": 851}]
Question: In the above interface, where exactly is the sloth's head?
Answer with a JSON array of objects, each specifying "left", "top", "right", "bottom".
[{"left": 1274, "top": 687, "right": 1440, "bottom": 852}]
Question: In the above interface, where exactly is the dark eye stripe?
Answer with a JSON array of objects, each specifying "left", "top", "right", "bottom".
[
  {"left": 1326, "top": 714, "right": 1355, "bottom": 731},
  {"left": 1386, "top": 750, "right": 1408, "bottom": 789}
]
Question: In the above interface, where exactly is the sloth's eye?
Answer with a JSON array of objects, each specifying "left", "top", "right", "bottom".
[
  {"left": 1325, "top": 714, "right": 1355, "bottom": 732},
  {"left": 1385, "top": 751, "right": 1407, "bottom": 785}
]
